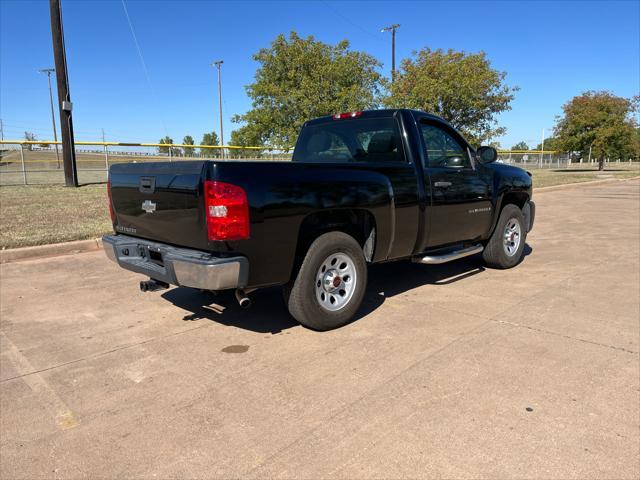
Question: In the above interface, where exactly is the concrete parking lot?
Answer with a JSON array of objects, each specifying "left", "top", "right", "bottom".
[{"left": 1, "top": 179, "right": 639, "bottom": 479}]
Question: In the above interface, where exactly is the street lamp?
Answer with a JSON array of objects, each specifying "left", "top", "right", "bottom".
[
  {"left": 211, "top": 60, "right": 224, "bottom": 158},
  {"left": 38, "top": 67, "right": 61, "bottom": 168},
  {"left": 381, "top": 24, "right": 400, "bottom": 83}
]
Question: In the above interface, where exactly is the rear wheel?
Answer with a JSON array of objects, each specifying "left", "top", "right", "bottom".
[
  {"left": 483, "top": 204, "right": 527, "bottom": 269},
  {"left": 284, "top": 232, "right": 367, "bottom": 331}
]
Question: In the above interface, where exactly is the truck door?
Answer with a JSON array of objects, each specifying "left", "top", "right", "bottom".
[{"left": 419, "top": 119, "right": 493, "bottom": 248}]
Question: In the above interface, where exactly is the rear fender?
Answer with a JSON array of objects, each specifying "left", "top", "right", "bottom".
[{"left": 290, "top": 209, "right": 377, "bottom": 280}]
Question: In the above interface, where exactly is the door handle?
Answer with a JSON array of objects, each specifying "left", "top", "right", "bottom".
[{"left": 434, "top": 181, "right": 452, "bottom": 188}]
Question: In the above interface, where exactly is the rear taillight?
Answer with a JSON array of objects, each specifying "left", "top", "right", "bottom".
[
  {"left": 204, "top": 180, "right": 249, "bottom": 241},
  {"left": 333, "top": 111, "right": 362, "bottom": 120},
  {"left": 107, "top": 180, "right": 116, "bottom": 223}
]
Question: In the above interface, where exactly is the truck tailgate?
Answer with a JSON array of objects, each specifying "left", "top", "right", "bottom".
[{"left": 108, "top": 161, "right": 208, "bottom": 250}]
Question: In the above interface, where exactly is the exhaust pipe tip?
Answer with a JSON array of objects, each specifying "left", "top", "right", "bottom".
[{"left": 235, "top": 289, "right": 252, "bottom": 309}]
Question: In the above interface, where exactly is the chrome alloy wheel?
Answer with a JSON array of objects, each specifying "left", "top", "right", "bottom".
[
  {"left": 315, "top": 252, "right": 357, "bottom": 312},
  {"left": 503, "top": 218, "right": 522, "bottom": 257}
]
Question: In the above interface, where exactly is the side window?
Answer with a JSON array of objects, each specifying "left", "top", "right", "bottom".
[
  {"left": 421, "top": 122, "right": 471, "bottom": 168},
  {"left": 293, "top": 118, "right": 403, "bottom": 163}
]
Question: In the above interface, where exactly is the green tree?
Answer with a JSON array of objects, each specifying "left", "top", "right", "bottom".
[
  {"left": 554, "top": 91, "right": 639, "bottom": 169},
  {"left": 158, "top": 136, "right": 180, "bottom": 156},
  {"left": 535, "top": 137, "right": 559, "bottom": 151},
  {"left": 182, "top": 135, "right": 195, "bottom": 157},
  {"left": 24, "top": 131, "right": 36, "bottom": 151},
  {"left": 229, "top": 127, "right": 262, "bottom": 159},
  {"left": 384, "top": 48, "right": 518, "bottom": 145},
  {"left": 511, "top": 141, "right": 529, "bottom": 151},
  {"left": 200, "top": 131, "right": 220, "bottom": 157},
  {"left": 233, "top": 31, "right": 383, "bottom": 148}
]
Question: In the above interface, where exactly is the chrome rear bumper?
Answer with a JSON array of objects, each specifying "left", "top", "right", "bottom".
[{"left": 102, "top": 234, "right": 248, "bottom": 290}]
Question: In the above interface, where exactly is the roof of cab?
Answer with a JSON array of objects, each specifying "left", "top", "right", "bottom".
[{"left": 304, "top": 108, "right": 446, "bottom": 126}]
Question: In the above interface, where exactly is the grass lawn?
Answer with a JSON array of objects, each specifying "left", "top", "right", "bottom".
[
  {"left": 529, "top": 164, "right": 640, "bottom": 188},
  {"left": 0, "top": 184, "right": 112, "bottom": 249},
  {"left": 0, "top": 164, "right": 638, "bottom": 249}
]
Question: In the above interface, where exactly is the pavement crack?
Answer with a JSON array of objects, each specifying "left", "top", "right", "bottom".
[
  {"left": 0, "top": 323, "right": 210, "bottom": 384},
  {"left": 243, "top": 317, "right": 496, "bottom": 476},
  {"left": 0, "top": 332, "right": 79, "bottom": 429},
  {"left": 493, "top": 319, "right": 638, "bottom": 354}
]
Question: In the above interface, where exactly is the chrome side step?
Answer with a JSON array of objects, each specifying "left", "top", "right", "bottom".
[{"left": 412, "top": 244, "right": 484, "bottom": 265}]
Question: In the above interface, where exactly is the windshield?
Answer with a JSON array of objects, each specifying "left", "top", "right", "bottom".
[{"left": 292, "top": 117, "right": 403, "bottom": 163}]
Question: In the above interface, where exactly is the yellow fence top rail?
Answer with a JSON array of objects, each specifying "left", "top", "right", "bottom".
[{"left": 500, "top": 150, "right": 558, "bottom": 154}]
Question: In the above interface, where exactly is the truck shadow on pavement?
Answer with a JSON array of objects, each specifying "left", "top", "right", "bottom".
[{"left": 162, "top": 245, "right": 532, "bottom": 334}]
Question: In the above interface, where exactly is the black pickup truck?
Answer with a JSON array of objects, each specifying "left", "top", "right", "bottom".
[{"left": 104, "top": 109, "right": 534, "bottom": 330}]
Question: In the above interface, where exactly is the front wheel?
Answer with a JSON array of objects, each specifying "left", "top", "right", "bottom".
[
  {"left": 483, "top": 204, "right": 527, "bottom": 269},
  {"left": 284, "top": 232, "right": 367, "bottom": 331}
]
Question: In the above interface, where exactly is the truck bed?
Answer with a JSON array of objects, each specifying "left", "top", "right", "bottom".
[{"left": 108, "top": 159, "right": 420, "bottom": 287}]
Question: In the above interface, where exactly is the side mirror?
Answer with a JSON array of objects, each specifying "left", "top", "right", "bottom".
[{"left": 477, "top": 146, "right": 498, "bottom": 164}]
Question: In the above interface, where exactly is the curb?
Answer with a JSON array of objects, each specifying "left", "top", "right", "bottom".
[
  {"left": 535, "top": 175, "right": 640, "bottom": 192},
  {"left": 0, "top": 238, "right": 103, "bottom": 264},
  {"left": 1, "top": 176, "right": 638, "bottom": 265}
]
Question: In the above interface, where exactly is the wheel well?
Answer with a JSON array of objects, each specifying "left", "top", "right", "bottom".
[
  {"left": 291, "top": 209, "right": 376, "bottom": 279},
  {"left": 501, "top": 191, "right": 529, "bottom": 211}
]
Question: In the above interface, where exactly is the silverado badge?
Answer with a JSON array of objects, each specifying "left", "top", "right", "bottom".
[{"left": 142, "top": 200, "right": 156, "bottom": 213}]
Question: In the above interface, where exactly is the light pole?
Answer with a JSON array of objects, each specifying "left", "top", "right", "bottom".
[
  {"left": 38, "top": 68, "right": 61, "bottom": 168},
  {"left": 211, "top": 60, "right": 224, "bottom": 158},
  {"left": 381, "top": 24, "right": 400, "bottom": 83}
]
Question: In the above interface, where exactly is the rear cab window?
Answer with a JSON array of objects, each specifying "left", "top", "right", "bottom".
[{"left": 293, "top": 116, "right": 405, "bottom": 163}]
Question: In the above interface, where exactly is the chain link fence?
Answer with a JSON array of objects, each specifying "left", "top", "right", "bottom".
[
  {"left": 0, "top": 142, "right": 292, "bottom": 186},
  {"left": 1, "top": 142, "right": 636, "bottom": 186},
  {"left": 496, "top": 151, "right": 637, "bottom": 169},
  {"left": 498, "top": 151, "right": 567, "bottom": 168}
]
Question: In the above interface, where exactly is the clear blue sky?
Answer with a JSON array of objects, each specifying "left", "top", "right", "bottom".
[{"left": 1, "top": 0, "right": 638, "bottom": 148}]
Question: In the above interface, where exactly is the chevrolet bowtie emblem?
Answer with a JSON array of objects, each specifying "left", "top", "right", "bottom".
[{"left": 142, "top": 200, "right": 156, "bottom": 213}]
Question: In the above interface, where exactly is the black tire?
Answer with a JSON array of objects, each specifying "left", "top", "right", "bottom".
[
  {"left": 483, "top": 204, "right": 527, "bottom": 269},
  {"left": 284, "top": 231, "right": 367, "bottom": 331}
]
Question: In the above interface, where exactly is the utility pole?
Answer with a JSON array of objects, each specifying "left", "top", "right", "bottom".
[
  {"left": 381, "top": 24, "right": 400, "bottom": 83},
  {"left": 211, "top": 60, "right": 224, "bottom": 158},
  {"left": 38, "top": 68, "right": 61, "bottom": 169},
  {"left": 49, "top": 0, "right": 78, "bottom": 187}
]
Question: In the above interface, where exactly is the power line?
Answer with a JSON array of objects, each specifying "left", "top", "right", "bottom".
[
  {"left": 320, "top": 1, "right": 385, "bottom": 44},
  {"left": 120, "top": 0, "right": 168, "bottom": 136}
]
